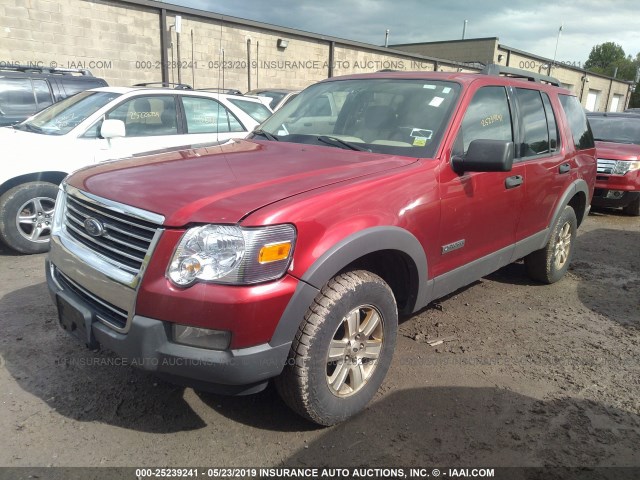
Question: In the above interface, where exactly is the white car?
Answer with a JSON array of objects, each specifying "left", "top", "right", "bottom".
[{"left": 0, "top": 86, "right": 272, "bottom": 253}]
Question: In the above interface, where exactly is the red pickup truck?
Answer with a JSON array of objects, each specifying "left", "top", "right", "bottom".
[
  {"left": 587, "top": 112, "right": 640, "bottom": 216},
  {"left": 47, "top": 66, "right": 596, "bottom": 425}
]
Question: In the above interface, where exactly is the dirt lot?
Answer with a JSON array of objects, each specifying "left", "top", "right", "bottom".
[{"left": 0, "top": 210, "right": 638, "bottom": 476}]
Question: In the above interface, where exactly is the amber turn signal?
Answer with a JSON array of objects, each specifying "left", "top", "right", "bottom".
[{"left": 258, "top": 242, "right": 292, "bottom": 264}]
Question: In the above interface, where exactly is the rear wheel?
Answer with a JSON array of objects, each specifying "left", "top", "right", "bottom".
[
  {"left": 275, "top": 270, "right": 397, "bottom": 426},
  {"left": 525, "top": 205, "right": 577, "bottom": 284},
  {"left": 0, "top": 182, "right": 58, "bottom": 254}
]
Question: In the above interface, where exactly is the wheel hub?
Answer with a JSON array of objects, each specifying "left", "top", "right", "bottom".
[
  {"left": 326, "top": 305, "right": 384, "bottom": 397},
  {"left": 15, "top": 196, "right": 56, "bottom": 243}
]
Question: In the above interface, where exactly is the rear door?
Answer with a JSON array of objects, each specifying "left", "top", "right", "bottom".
[
  {"left": 512, "top": 88, "right": 568, "bottom": 242},
  {"left": 436, "top": 84, "right": 525, "bottom": 280}
]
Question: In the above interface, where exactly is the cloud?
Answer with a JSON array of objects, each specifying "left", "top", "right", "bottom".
[{"left": 167, "top": 0, "right": 639, "bottom": 63}]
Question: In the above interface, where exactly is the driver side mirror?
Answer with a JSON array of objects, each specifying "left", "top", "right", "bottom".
[
  {"left": 100, "top": 119, "right": 125, "bottom": 139},
  {"left": 451, "top": 139, "right": 514, "bottom": 175}
]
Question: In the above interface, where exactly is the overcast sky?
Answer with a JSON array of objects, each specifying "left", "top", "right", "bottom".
[{"left": 166, "top": 0, "right": 639, "bottom": 64}]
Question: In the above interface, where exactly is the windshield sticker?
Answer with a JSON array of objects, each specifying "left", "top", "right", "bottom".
[
  {"left": 481, "top": 114, "right": 503, "bottom": 127},
  {"left": 423, "top": 84, "right": 437, "bottom": 89},
  {"left": 442, "top": 87, "right": 452, "bottom": 94},
  {"left": 412, "top": 137, "right": 427, "bottom": 146},
  {"left": 429, "top": 97, "right": 445, "bottom": 107},
  {"left": 410, "top": 128, "right": 433, "bottom": 139}
]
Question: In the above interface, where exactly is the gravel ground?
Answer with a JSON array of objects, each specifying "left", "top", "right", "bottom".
[{"left": 0, "top": 210, "right": 638, "bottom": 477}]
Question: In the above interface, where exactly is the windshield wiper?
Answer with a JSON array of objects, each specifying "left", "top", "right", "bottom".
[
  {"left": 252, "top": 129, "right": 279, "bottom": 141},
  {"left": 15, "top": 123, "right": 43, "bottom": 133},
  {"left": 317, "top": 135, "right": 370, "bottom": 152}
]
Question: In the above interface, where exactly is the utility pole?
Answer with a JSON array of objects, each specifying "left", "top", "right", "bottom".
[
  {"left": 462, "top": 20, "right": 468, "bottom": 40},
  {"left": 384, "top": 29, "right": 389, "bottom": 47}
]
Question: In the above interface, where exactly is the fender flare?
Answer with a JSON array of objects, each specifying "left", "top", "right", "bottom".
[
  {"left": 270, "top": 226, "right": 430, "bottom": 347},
  {"left": 544, "top": 178, "right": 589, "bottom": 245}
]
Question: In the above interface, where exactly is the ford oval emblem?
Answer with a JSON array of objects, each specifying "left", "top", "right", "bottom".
[{"left": 84, "top": 217, "right": 105, "bottom": 237}]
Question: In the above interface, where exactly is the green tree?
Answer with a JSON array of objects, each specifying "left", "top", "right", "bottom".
[{"left": 584, "top": 42, "right": 637, "bottom": 81}]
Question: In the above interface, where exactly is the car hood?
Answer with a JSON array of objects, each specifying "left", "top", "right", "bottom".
[
  {"left": 67, "top": 139, "right": 417, "bottom": 226},
  {"left": 595, "top": 141, "right": 639, "bottom": 161},
  {"left": 0, "top": 125, "right": 66, "bottom": 148}
]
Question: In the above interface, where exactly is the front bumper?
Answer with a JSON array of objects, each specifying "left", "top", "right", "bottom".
[
  {"left": 47, "top": 259, "right": 291, "bottom": 394},
  {"left": 591, "top": 189, "right": 639, "bottom": 209}
]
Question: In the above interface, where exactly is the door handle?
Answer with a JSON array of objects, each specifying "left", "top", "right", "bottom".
[
  {"left": 505, "top": 175, "right": 523, "bottom": 189},
  {"left": 559, "top": 163, "right": 571, "bottom": 174}
]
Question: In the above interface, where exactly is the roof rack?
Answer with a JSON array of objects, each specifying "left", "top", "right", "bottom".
[
  {"left": 481, "top": 63, "right": 560, "bottom": 87},
  {"left": 132, "top": 82, "right": 193, "bottom": 90},
  {"left": 196, "top": 87, "right": 244, "bottom": 95},
  {"left": 0, "top": 64, "right": 93, "bottom": 76}
]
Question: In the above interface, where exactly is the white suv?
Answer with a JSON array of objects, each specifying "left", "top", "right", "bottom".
[{"left": 0, "top": 86, "right": 272, "bottom": 253}]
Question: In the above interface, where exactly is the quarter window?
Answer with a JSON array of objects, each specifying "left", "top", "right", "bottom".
[
  {"left": 454, "top": 86, "right": 513, "bottom": 155},
  {"left": 559, "top": 94, "right": 595, "bottom": 150}
]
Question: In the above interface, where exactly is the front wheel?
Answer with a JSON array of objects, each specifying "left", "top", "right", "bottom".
[
  {"left": 0, "top": 182, "right": 59, "bottom": 254},
  {"left": 275, "top": 270, "right": 398, "bottom": 426},
  {"left": 525, "top": 205, "right": 577, "bottom": 284}
]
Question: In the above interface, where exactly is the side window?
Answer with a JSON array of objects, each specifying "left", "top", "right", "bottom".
[
  {"left": 32, "top": 80, "right": 53, "bottom": 110},
  {"left": 541, "top": 93, "right": 559, "bottom": 152},
  {"left": 515, "top": 88, "right": 549, "bottom": 157},
  {"left": 558, "top": 94, "right": 595, "bottom": 150},
  {"left": 0, "top": 78, "right": 37, "bottom": 116},
  {"left": 454, "top": 86, "right": 513, "bottom": 155},
  {"left": 106, "top": 96, "right": 178, "bottom": 137},
  {"left": 182, "top": 97, "right": 244, "bottom": 134}
]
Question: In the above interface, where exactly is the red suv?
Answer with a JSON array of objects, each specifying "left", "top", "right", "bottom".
[
  {"left": 47, "top": 66, "right": 596, "bottom": 425},
  {"left": 587, "top": 112, "right": 640, "bottom": 216}
]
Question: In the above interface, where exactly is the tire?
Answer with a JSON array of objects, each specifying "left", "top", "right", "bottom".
[
  {"left": 622, "top": 195, "right": 640, "bottom": 216},
  {"left": 275, "top": 270, "right": 398, "bottom": 426},
  {"left": 525, "top": 205, "right": 577, "bottom": 284},
  {"left": 0, "top": 182, "right": 59, "bottom": 254}
]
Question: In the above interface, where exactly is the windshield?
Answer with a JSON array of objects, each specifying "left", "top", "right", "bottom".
[
  {"left": 256, "top": 78, "right": 460, "bottom": 158},
  {"left": 15, "top": 91, "right": 122, "bottom": 136},
  {"left": 228, "top": 98, "right": 273, "bottom": 123},
  {"left": 588, "top": 116, "right": 640, "bottom": 145}
]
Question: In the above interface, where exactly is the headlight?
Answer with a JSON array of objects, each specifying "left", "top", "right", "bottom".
[
  {"left": 51, "top": 183, "right": 67, "bottom": 235},
  {"left": 167, "top": 224, "right": 296, "bottom": 287},
  {"left": 613, "top": 160, "right": 640, "bottom": 175}
]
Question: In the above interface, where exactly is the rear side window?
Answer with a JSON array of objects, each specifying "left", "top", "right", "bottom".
[
  {"left": 515, "top": 88, "right": 548, "bottom": 157},
  {"left": 182, "top": 96, "right": 244, "bottom": 134},
  {"left": 0, "top": 78, "right": 36, "bottom": 116},
  {"left": 559, "top": 94, "right": 595, "bottom": 150},
  {"left": 454, "top": 86, "right": 513, "bottom": 155},
  {"left": 515, "top": 88, "right": 560, "bottom": 157}
]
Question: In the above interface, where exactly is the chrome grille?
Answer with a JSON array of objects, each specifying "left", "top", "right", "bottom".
[
  {"left": 54, "top": 267, "right": 128, "bottom": 329},
  {"left": 63, "top": 191, "right": 160, "bottom": 275},
  {"left": 597, "top": 159, "right": 617, "bottom": 174}
]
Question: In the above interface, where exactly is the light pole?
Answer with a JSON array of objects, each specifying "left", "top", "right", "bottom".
[{"left": 462, "top": 20, "right": 468, "bottom": 40}]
